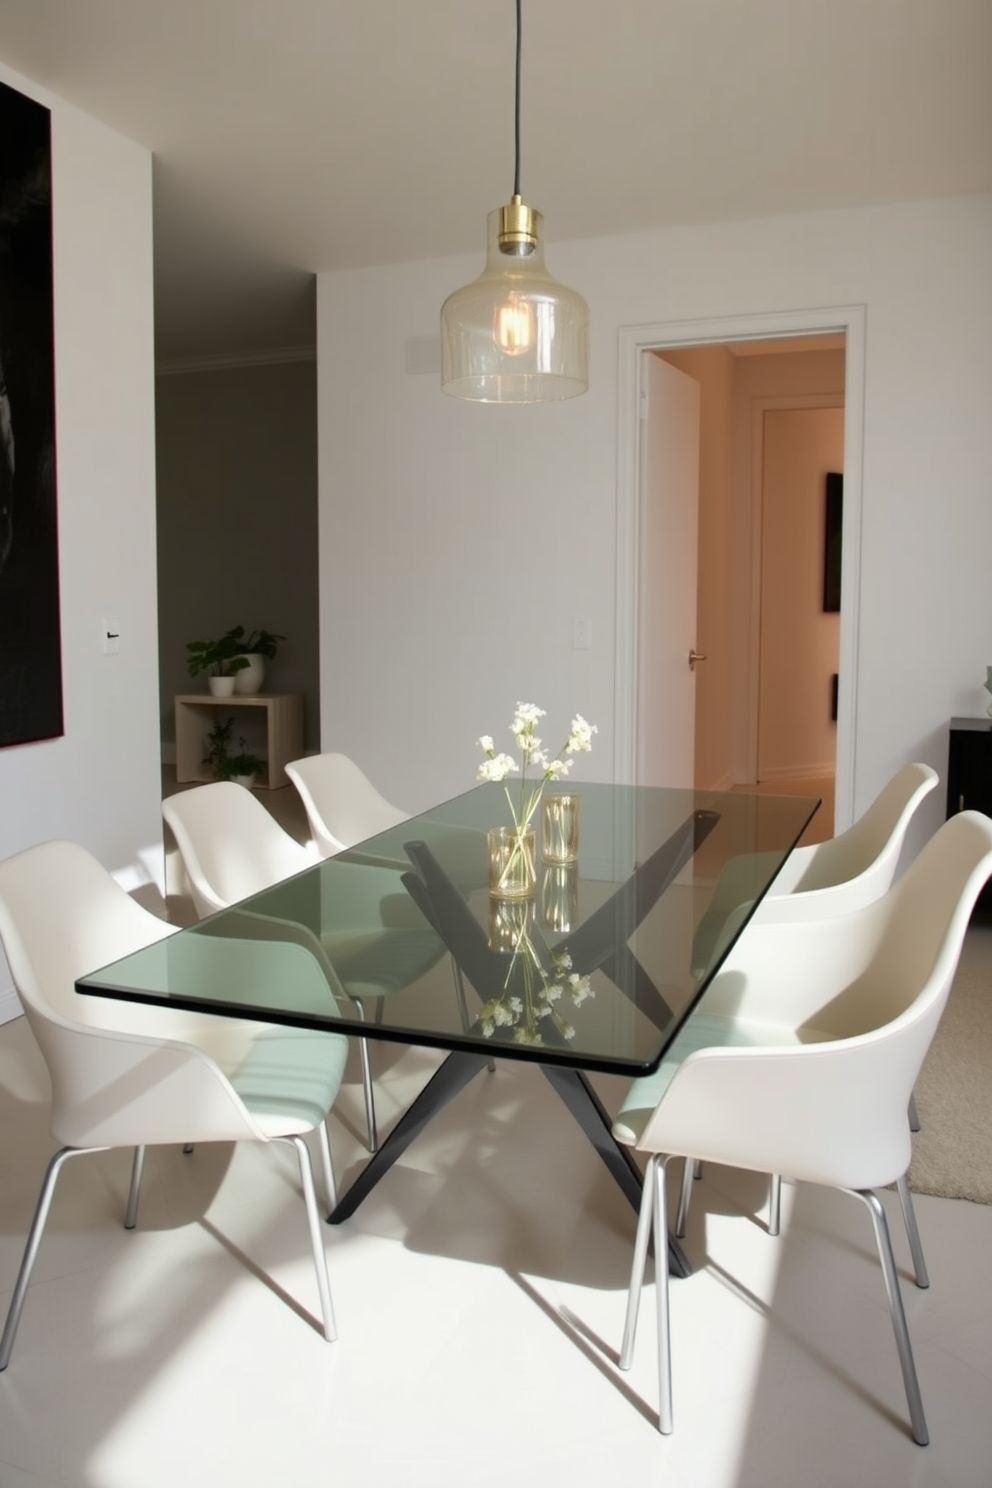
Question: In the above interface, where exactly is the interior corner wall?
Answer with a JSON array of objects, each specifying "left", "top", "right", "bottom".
[
  {"left": 155, "top": 359, "right": 321, "bottom": 753},
  {"left": 317, "top": 193, "right": 992, "bottom": 838},
  {"left": 0, "top": 60, "right": 160, "bottom": 1021}
]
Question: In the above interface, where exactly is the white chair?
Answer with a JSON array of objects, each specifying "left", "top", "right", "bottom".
[
  {"left": 163, "top": 781, "right": 446, "bottom": 1152},
  {"left": 612, "top": 808, "right": 992, "bottom": 1444},
  {"left": 285, "top": 753, "right": 409, "bottom": 859},
  {"left": 693, "top": 763, "right": 939, "bottom": 974},
  {"left": 285, "top": 752, "right": 489, "bottom": 1058},
  {"left": 688, "top": 761, "right": 939, "bottom": 1231},
  {"left": 0, "top": 839, "right": 349, "bottom": 1368}
]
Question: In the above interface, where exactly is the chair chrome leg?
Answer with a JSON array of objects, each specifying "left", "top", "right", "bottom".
[
  {"left": 124, "top": 1145, "right": 146, "bottom": 1230},
  {"left": 281, "top": 1135, "right": 337, "bottom": 1342},
  {"left": 0, "top": 1146, "right": 104, "bottom": 1371},
  {"left": 675, "top": 1154, "right": 695, "bottom": 1237},
  {"left": 908, "top": 1091, "right": 920, "bottom": 1132},
  {"left": 620, "top": 1154, "right": 657, "bottom": 1370},
  {"left": 767, "top": 1173, "right": 782, "bottom": 1236},
  {"left": 316, "top": 1119, "right": 338, "bottom": 1213},
  {"left": 652, "top": 1154, "right": 674, "bottom": 1434},
  {"left": 896, "top": 1173, "right": 929, "bottom": 1289},
  {"left": 351, "top": 998, "right": 378, "bottom": 1154},
  {"left": 855, "top": 1188, "right": 929, "bottom": 1446}
]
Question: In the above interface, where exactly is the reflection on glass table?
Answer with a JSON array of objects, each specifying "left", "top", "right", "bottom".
[{"left": 78, "top": 781, "right": 819, "bottom": 1278}]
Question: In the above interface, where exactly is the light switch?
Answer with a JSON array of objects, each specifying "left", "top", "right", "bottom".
[{"left": 572, "top": 618, "right": 592, "bottom": 650}]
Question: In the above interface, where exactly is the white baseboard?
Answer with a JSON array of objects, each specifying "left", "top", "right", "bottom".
[{"left": 757, "top": 763, "right": 836, "bottom": 783}]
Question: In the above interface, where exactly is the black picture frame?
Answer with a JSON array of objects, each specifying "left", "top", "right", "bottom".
[
  {"left": 823, "top": 471, "right": 843, "bottom": 614},
  {"left": 0, "top": 78, "right": 63, "bottom": 749}
]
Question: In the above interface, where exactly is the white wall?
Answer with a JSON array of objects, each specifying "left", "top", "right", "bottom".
[
  {"left": 0, "top": 62, "right": 160, "bottom": 1020},
  {"left": 317, "top": 192, "right": 992, "bottom": 848}
]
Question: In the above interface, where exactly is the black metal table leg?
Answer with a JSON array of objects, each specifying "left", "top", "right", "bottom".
[
  {"left": 538, "top": 1064, "right": 692, "bottom": 1278},
  {"left": 328, "top": 1049, "right": 490, "bottom": 1224},
  {"left": 329, "top": 1047, "right": 693, "bottom": 1277}
]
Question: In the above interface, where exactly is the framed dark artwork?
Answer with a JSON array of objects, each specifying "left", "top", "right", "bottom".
[
  {"left": 0, "top": 79, "right": 63, "bottom": 749},
  {"left": 822, "top": 471, "right": 843, "bottom": 614}
]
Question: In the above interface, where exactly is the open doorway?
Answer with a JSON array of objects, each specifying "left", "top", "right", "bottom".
[{"left": 616, "top": 307, "right": 865, "bottom": 835}]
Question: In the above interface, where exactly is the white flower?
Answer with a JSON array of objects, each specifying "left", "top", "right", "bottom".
[
  {"left": 476, "top": 703, "right": 595, "bottom": 839},
  {"left": 477, "top": 753, "right": 518, "bottom": 783},
  {"left": 513, "top": 703, "right": 546, "bottom": 729},
  {"left": 513, "top": 1026, "right": 543, "bottom": 1045},
  {"left": 559, "top": 1022, "right": 576, "bottom": 1041},
  {"left": 568, "top": 973, "right": 593, "bottom": 1007},
  {"left": 566, "top": 715, "right": 598, "bottom": 754}
]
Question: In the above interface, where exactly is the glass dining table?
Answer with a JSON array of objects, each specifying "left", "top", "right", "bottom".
[{"left": 78, "top": 780, "right": 818, "bottom": 1278}]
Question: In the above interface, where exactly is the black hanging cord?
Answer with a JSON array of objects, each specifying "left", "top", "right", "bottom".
[{"left": 513, "top": 0, "right": 522, "bottom": 197}]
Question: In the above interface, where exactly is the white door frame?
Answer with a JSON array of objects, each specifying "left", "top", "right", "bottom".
[{"left": 614, "top": 304, "right": 866, "bottom": 831}]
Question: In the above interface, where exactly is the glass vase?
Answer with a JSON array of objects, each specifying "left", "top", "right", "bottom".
[
  {"left": 487, "top": 827, "right": 537, "bottom": 899},
  {"left": 541, "top": 793, "right": 580, "bottom": 864},
  {"left": 488, "top": 894, "right": 535, "bottom": 953},
  {"left": 541, "top": 864, "right": 579, "bottom": 933}
]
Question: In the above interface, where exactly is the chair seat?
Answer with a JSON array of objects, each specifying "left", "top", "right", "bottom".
[
  {"left": 613, "top": 1012, "right": 835, "bottom": 1145},
  {"left": 324, "top": 926, "right": 447, "bottom": 999},
  {"left": 227, "top": 1025, "right": 350, "bottom": 1134}
]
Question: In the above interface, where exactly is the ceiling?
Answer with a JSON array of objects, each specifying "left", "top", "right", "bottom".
[{"left": 0, "top": 0, "right": 989, "bottom": 365}]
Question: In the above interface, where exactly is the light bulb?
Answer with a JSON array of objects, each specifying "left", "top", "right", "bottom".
[{"left": 495, "top": 294, "right": 534, "bottom": 355}]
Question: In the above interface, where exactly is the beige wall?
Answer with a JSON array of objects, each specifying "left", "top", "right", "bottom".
[
  {"left": 155, "top": 359, "right": 321, "bottom": 754},
  {"left": 656, "top": 345, "right": 845, "bottom": 790},
  {"left": 654, "top": 344, "right": 737, "bottom": 789}
]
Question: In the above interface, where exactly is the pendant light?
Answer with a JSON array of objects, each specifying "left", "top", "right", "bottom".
[{"left": 440, "top": 0, "right": 589, "bottom": 403}]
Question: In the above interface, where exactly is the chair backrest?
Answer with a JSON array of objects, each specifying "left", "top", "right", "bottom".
[
  {"left": 285, "top": 753, "right": 409, "bottom": 858},
  {"left": 767, "top": 761, "right": 938, "bottom": 908},
  {"left": 0, "top": 839, "right": 267, "bottom": 1147},
  {"left": 649, "top": 810, "right": 992, "bottom": 1190},
  {"left": 163, "top": 781, "right": 313, "bottom": 917}
]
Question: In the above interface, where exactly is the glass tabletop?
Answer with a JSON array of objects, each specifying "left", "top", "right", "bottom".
[{"left": 78, "top": 781, "right": 819, "bottom": 1077}]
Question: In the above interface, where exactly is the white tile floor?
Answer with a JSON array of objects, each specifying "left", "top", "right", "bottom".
[
  {"left": 2, "top": 774, "right": 990, "bottom": 1487},
  {"left": 2, "top": 995, "right": 992, "bottom": 1488}
]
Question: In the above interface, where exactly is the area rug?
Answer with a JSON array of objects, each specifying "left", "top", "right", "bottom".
[{"left": 908, "top": 920, "right": 992, "bottom": 1204}]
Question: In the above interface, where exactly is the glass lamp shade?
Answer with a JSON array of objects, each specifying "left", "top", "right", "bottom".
[{"left": 441, "top": 202, "right": 588, "bottom": 403}]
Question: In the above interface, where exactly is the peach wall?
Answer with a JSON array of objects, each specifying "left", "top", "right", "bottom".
[
  {"left": 654, "top": 345, "right": 736, "bottom": 788},
  {"left": 758, "top": 407, "right": 844, "bottom": 777}
]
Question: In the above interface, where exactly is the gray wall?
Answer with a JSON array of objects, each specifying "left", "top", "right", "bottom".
[{"left": 155, "top": 358, "right": 320, "bottom": 756}]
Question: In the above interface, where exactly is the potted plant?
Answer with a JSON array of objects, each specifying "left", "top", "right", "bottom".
[
  {"left": 186, "top": 626, "right": 285, "bottom": 696},
  {"left": 231, "top": 626, "right": 285, "bottom": 695},
  {"left": 202, "top": 716, "right": 265, "bottom": 786},
  {"left": 186, "top": 630, "right": 251, "bottom": 697}
]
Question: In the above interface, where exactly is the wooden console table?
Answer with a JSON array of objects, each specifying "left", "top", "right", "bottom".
[{"left": 174, "top": 692, "right": 304, "bottom": 789}]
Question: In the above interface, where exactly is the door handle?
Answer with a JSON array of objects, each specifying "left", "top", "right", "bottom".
[{"left": 688, "top": 649, "right": 707, "bottom": 671}]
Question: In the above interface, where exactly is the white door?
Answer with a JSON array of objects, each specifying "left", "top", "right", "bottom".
[{"left": 636, "top": 353, "right": 700, "bottom": 787}]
